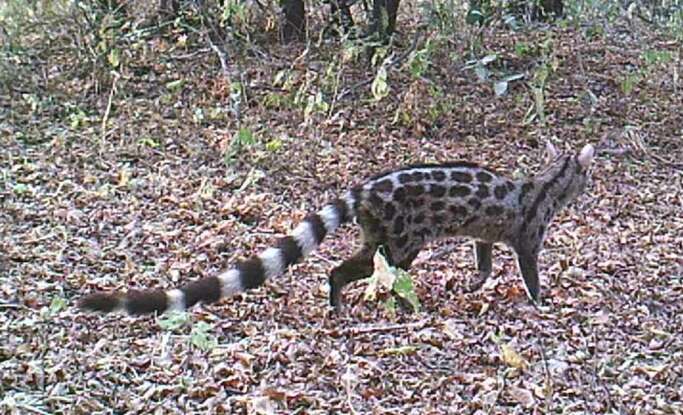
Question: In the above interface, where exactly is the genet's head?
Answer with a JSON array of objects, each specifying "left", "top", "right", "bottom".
[{"left": 541, "top": 142, "right": 596, "bottom": 203}]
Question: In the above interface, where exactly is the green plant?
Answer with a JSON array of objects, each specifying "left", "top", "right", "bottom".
[
  {"left": 642, "top": 49, "right": 673, "bottom": 67},
  {"left": 514, "top": 42, "right": 532, "bottom": 57},
  {"left": 620, "top": 72, "right": 641, "bottom": 95},
  {"left": 407, "top": 38, "right": 434, "bottom": 78},
  {"left": 225, "top": 127, "right": 257, "bottom": 164},
  {"left": 159, "top": 311, "right": 191, "bottom": 331},
  {"left": 364, "top": 247, "right": 421, "bottom": 313},
  {"left": 421, "top": 0, "right": 461, "bottom": 34},
  {"left": 190, "top": 321, "right": 218, "bottom": 351}
]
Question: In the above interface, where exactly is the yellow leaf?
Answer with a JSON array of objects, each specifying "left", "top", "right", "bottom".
[
  {"left": 500, "top": 343, "right": 528, "bottom": 370},
  {"left": 117, "top": 168, "right": 130, "bottom": 187}
]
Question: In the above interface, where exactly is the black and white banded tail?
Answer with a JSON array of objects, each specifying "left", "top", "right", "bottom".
[{"left": 79, "top": 192, "right": 358, "bottom": 315}]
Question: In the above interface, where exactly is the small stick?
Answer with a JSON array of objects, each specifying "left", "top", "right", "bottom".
[
  {"left": 100, "top": 72, "right": 119, "bottom": 145},
  {"left": 331, "top": 318, "right": 431, "bottom": 336}
]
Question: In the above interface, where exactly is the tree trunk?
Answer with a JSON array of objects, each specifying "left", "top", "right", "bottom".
[
  {"left": 370, "top": 0, "right": 400, "bottom": 40},
  {"left": 282, "top": 0, "right": 306, "bottom": 42}
]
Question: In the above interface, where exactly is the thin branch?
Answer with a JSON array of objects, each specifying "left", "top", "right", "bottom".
[{"left": 100, "top": 72, "right": 119, "bottom": 145}]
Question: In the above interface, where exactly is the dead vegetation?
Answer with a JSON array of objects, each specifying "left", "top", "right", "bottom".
[{"left": 1, "top": 1, "right": 682, "bottom": 413}]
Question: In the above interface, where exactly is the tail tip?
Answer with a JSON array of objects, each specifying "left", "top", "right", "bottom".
[{"left": 79, "top": 292, "right": 122, "bottom": 313}]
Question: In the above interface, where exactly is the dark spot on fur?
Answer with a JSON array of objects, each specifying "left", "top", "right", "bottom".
[
  {"left": 519, "top": 182, "right": 534, "bottom": 203},
  {"left": 431, "top": 201, "right": 446, "bottom": 211},
  {"left": 485, "top": 205, "right": 504, "bottom": 216},
  {"left": 468, "top": 198, "right": 482, "bottom": 209},
  {"left": 432, "top": 170, "right": 446, "bottom": 181},
  {"left": 398, "top": 174, "right": 414, "bottom": 184},
  {"left": 432, "top": 214, "right": 445, "bottom": 225},
  {"left": 373, "top": 179, "right": 394, "bottom": 193},
  {"left": 411, "top": 171, "right": 424, "bottom": 181},
  {"left": 393, "top": 216, "right": 405, "bottom": 235},
  {"left": 414, "top": 212, "right": 426, "bottom": 224},
  {"left": 368, "top": 192, "right": 384, "bottom": 209},
  {"left": 393, "top": 187, "right": 406, "bottom": 202},
  {"left": 409, "top": 198, "right": 425, "bottom": 209},
  {"left": 449, "top": 205, "right": 468, "bottom": 217},
  {"left": 476, "top": 171, "right": 493, "bottom": 183},
  {"left": 451, "top": 171, "right": 473, "bottom": 182},
  {"left": 430, "top": 184, "right": 447, "bottom": 198},
  {"left": 449, "top": 185, "right": 470, "bottom": 198},
  {"left": 475, "top": 185, "right": 490, "bottom": 199},
  {"left": 383, "top": 202, "right": 396, "bottom": 221},
  {"left": 406, "top": 184, "right": 425, "bottom": 197},
  {"left": 395, "top": 235, "right": 409, "bottom": 248},
  {"left": 494, "top": 185, "right": 508, "bottom": 200}
]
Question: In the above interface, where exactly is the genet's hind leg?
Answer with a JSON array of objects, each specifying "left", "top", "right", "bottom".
[
  {"left": 329, "top": 244, "right": 375, "bottom": 313},
  {"left": 329, "top": 206, "right": 385, "bottom": 312},
  {"left": 468, "top": 241, "right": 493, "bottom": 292},
  {"left": 396, "top": 249, "right": 420, "bottom": 271}
]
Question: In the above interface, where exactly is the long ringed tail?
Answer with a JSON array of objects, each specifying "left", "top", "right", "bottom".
[{"left": 79, "top": 191, "right": 359, "bottom": 315}]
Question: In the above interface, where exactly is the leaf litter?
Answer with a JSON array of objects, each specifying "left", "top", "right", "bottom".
[{"left": 1, "top": 6, "right": 682, "bottom": 415}]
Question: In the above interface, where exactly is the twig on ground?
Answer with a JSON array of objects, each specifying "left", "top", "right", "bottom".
[{"left": 331, "top": 318, "right": 431, "bottom": 337}]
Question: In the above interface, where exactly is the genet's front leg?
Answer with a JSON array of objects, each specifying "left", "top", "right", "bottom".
[{"left": 515, "top": 249, "right": 540, "bottom": 303}]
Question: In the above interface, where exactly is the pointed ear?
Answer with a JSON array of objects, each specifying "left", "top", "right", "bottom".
[
  {"left": 545, "top": 141, "right": 559, "bottom": 162},
  {"left": 577, "top": 144, "right": 595, "bottom": 168}
]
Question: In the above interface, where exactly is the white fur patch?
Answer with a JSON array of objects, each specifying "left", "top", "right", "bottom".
[
  {"left": 292, "top": 221, "right": 318, "bottom": 256},
  {"left": 217, "top": 269, "right": 243, "bottom": 297},
  {"left": 165, "top": 289, "right": 186, "bottom": 312},
  {"left": 343, "top": 190, "right": 357, "bottom": 219},
  {"left": 318, "top": 204, "right": 341, "bottom": 233},
  {"left": 259, "top": 247, "right": 285, "bottom": 278},
  {"left": 578, "top": 144, "right": 595, "bottom": 168}
]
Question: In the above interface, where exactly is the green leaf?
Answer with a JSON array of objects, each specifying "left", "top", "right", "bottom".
[
  {"left": 379, "top": 345, "right": 419, "bottom": 356},
  {"left": 12, "top": 183, "right": 30, "bottom": 195},
  {"left": 108, "top": 48, "right": 120, "bottom": 68},
  {"left": 158, "top": 311, "right": 190, "bottom": 331},
  {"left": 166, "top": 79, "right": 185, "bottom": 92},
  {"left": 265, "top": 138, "right": 283, "bottom": 152},
  {"left": 138, "top": 137, "right": 159, "bottom": 148},
  {"left": 191, "top": 321, "right": 217, "bottom": 351},
  {"left": 236, "top": 127, "right": 255, "bottom": 145},
  {"left": 49, "top": 296, "right": 67, "bottom": 314},
  {"left": 393, "top": 269, "right": 421, "bottom": 312}
]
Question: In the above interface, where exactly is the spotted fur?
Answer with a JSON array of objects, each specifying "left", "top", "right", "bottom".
[{"left": 80, "top": 143, "right": 595, "bottom": 315}]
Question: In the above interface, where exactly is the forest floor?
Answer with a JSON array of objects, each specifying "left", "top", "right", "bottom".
[{"left": 2, "top": 4, "right": 682, "bottom": 414}]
